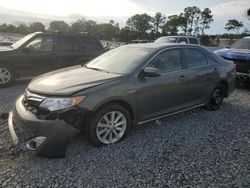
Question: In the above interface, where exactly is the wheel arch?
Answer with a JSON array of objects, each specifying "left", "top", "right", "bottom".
[
  {"left": 93, "top": 99, "right": 136, "bottom": 121},
  {"left": 219, "top": 79, "right": 229, "bottom": 97}
]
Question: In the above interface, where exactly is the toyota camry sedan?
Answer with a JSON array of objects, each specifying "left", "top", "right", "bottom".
[{"left": 8, "top": 43, "right": 236, "bottom": 157}]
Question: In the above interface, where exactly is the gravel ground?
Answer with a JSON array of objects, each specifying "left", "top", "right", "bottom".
[{"left": 0, "top": 80, "right": 250, "bottom": 188}]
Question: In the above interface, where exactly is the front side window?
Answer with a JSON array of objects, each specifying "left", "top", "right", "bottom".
[
  {"left": 25, "top": 36, "right": 53, "bottom": 52},
  {"left": 184, "top": 48, "right": 207, "bottom": 68},
  {"left": 148, "top": 49, "right": 183, "bottom": 74}
]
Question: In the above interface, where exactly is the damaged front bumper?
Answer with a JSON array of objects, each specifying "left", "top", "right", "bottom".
[{"left": 8, "top": 95, "right": 80, "bottom": 158}]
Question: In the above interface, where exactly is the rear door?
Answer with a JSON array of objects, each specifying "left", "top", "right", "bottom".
[{"left": 181, "top": 47, "right": 220, "bottom": 106}]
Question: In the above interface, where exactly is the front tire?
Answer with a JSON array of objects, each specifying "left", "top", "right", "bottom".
[
  {"left": 85, "top": 104, "right": 132, "bottom": 147},
  {"left": 0, "top": 66, "right": 14, "bottom": 88},
  {"left": 205, "top": 84, "right": 224, "bottom": 111}
]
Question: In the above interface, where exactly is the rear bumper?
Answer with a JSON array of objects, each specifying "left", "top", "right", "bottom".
[{"left": 8, "top": 95, "right": 80, "bottom": 158}]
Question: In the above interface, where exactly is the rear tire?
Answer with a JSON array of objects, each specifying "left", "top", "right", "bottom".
[
  {"left": 85, "top": 104, "right": 132, "bottom": 147},
  {"left": 0, "top": 66, "right": 15, "bottom": 88},
  {"left": 205, "top": 84, "right": 224, "bottom": 111}
]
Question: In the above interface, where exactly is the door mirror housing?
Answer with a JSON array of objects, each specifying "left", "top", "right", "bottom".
[{"left": 140, "top": 67, "right": 161, "bottom": 78}]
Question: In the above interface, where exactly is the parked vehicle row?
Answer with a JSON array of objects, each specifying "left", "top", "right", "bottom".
[
  {"left": 214, "top": 37, "right": 250, "bottom": 85},
  {"left": 0, "top": 32, "right": 105, "bottom": 87},
  {"left": 7, "top": 43, "right": 236, "bottom": 157}
]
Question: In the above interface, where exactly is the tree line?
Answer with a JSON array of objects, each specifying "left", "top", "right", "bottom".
[{"left": 0, "top": 6, "right": 249, "bottom": 42}]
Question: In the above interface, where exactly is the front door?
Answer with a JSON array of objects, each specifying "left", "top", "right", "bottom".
[
  {"left": 17, "top": 35, "right": 56, "bottom": 76},
  {"left": 136, "top": 48, "right": 189, "bottom": 122}
]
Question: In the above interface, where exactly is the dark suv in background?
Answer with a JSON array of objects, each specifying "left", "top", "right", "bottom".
[{"left": 0, "top": 32, "right": 105, "bottom": 87}]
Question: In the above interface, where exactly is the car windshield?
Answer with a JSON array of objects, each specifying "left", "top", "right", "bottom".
[
  {"left": 85, "top": 46, "right": 153, "bottom": 75},
  {"left": 10, "top": 33, "right": 36, "bottom": 49},
  {"left": 155, "top": 37, "right": 177, "bottom": 43},
  {"left": 232, "top": 38, "right": 250, "bottom": 50}
]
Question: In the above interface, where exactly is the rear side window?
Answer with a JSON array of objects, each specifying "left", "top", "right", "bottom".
[
  {"left": 79, "top": 37, "right": 102, "bottom": 51},
  {"left": 148, "top": 49, "right": 183, "bottom": 73},
  {"left": 206, "top": 54, "right": 217, "bottom": 64},
  {"left": 184, "top": 48, "right": 207, "bottom": 68},
  {"left": 189, "top": 38, "right": 199, "bottom": 44},
  {"left": 57, "top": 36, "right": 80, "bottom": 52}
]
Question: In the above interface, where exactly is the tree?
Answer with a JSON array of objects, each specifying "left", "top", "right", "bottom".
[
  {"left": 182, "top": 6, "right": 201, "bottom": 35},
  {"left": 16, "top": 24, "right": 30, "bottom": 34},
  {"left": 162, "top": 15, "right": 182, "bottom": 35},
  {"left": 200, "top": 8, "right": 213, "bottom": 35},
  {"left": 71, "top": 19, "right": 87, "bottom": 33},
  {"left": 29, "top": 22, "right": 45, "bottom": 32},
  {"left": 225, "top": 19, "right": 244, "bottom": 34},
  {"left": 126, "top": 13, "right": 153, "bottom": 36},
  {"left": 153, "top": 12, "right": 166, "bottom": 35},
  {"left": 245, "top": 8, "right": 250, "bottom": 21},
  {"left": 49, "top": 21, "right": 70, "bottom": 33}
]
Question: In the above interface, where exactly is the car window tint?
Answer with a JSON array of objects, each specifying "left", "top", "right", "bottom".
[
  {"left": 189, "top": 38, "right": 199, "bottom": 44},
  {"left": 177, "top": 38, "right": 188, "bottom": 44},
  {"left": 80, "top": 37, "right": 102, "bottom": 51},
  {"left": 25, "top": 36, "right": 53, "bottom": 52},
  {"left": 148, "top": 49, "right": 182, "bottom": 73},
  {"left": 57, "top": 36, "right": 80, "bottom": 52},
  {"left": 184, "top": 48, "right": 207, "bottom": 68}
]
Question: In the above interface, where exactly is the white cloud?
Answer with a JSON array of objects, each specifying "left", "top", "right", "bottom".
[
  {"left": 0, "top": 0, "right": 144, "bottom": 17},
  {"left": 211, "top": 0, "right": 249, "bottom": 17}
]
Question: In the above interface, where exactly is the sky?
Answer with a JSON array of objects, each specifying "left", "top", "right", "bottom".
[{"left": 0, "top": 0, "right": 249, "bottom": 34}]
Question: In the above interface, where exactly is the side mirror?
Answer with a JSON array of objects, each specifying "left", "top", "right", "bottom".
[
  {"left": 22, "top": 47, "right": 31, "bottom": 53},
  {"left": 139, "top": 67, "right": 161, "bottom": 78}
]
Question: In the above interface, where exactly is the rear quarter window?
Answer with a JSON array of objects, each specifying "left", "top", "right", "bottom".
[
  {"left": 188, "top": 38, "right": 199, "bottom": 44},
  {"left": 79, "top": 37, "right": 103, "bottom": 51}
]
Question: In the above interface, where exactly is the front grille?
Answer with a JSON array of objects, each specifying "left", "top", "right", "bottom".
[{"left": 13, "top": 120, "right": 33, "bottom": 143}]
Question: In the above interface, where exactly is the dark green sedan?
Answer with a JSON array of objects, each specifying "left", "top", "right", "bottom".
[{"left": 8, "top": 43, "right": 236, "bottom": 157}]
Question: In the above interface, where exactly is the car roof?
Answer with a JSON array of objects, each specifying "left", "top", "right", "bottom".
[
  {"left": 158, "top": 36, "right": 197, "bottom": 38},
  {"left": 125, "top": 42, "right": 201, "bottom": 50}
]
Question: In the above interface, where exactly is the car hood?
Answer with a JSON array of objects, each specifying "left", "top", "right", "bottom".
[
  {"left": 214, "top": 48, "right": 250, "bottom": 61},
  {"left": 28, "top": 65, "right": 121, "bottom": 96}
]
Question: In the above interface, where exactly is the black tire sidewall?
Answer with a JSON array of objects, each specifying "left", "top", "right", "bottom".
[
  {"left": 86, "top": 104, "right": 132, "bottom": 147},
  {"left": 206, "top": 84, "right": 224, "bottom": 111}
]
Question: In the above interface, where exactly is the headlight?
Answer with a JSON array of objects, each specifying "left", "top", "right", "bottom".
[{"left": 39, "top": 96, "right": 85, "bottom": 111}]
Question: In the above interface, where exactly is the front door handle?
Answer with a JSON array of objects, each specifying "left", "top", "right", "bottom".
[{"left": 213, "top": 68, "right": 218, "bottom": 72}]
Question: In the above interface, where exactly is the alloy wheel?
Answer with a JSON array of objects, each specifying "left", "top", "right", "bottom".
[
  {"left": 211, "top": 88, "right": 223, "bottom": 106},
  {"left": 0, "top": 68, "right": 11, "bottom": 84},
  {"left": 96, "top": 111, "right": 127, "bottom": 144}
]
